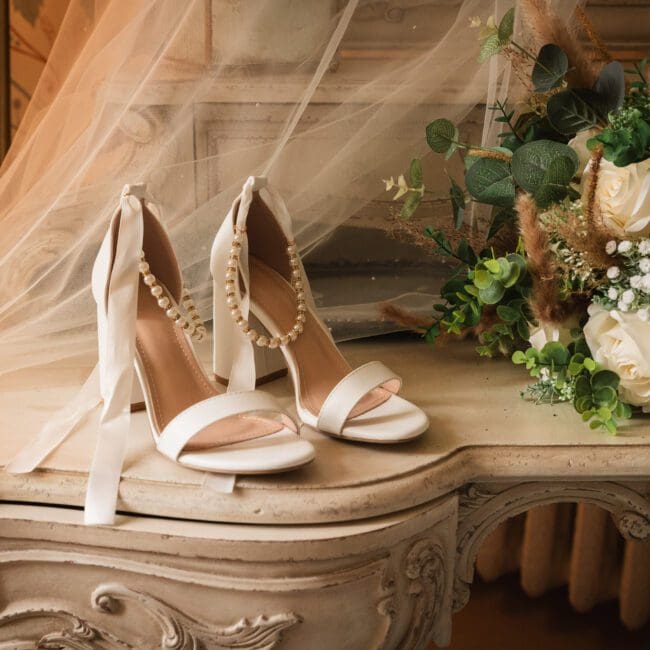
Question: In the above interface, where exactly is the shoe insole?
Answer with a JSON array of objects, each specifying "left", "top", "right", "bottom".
[
  {"left": 248, "top": 257, "right": 391, "bottom": 421},
  {"left": 135, "top": 283, "right": 282, "bottom": 451}
]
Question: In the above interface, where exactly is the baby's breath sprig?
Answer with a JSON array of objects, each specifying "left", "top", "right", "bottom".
[{"left": 594, "top": 238, "right": 650, "bottom": 320}]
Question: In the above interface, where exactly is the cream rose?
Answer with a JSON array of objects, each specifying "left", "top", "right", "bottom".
[
  {"left": 568, "top": 128, "right": 599, "bottom": 176},
  {"left": 583, "top": 303, "right": 650, "bottom": 409},
  {"left": 582, "top": 158, "right": 650, "bottom": 237}
]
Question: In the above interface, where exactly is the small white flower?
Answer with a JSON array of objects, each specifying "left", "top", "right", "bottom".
[
  {"left": 607, "top": 287, "right": 619, "bottom": 300},
  {"left": 639, "top": 240, "right": 650, "bottom": 255},
  {"left": 605, "top": 240, "right": 618, "bottom": 255},
  {"left": 638, "top": 307, "right": 650, "bottom": 322},
  {"left": 617, "top": 299, "right": 630, "bottom": 312},
  {"left": 383, "top": 177, "right": 396, "bottom": 191},
  {"left": 640, "top": 257, "right": 650, "bottom": 274},
  {"left": 622, "top": 289, "right": 636, "bottom": 304},
  {"left": 469, "top": 15, "right": 482, "bottom": 28},
  {"left": 485, "top": 15, "right": 496, "bottom": 29},
  {"left": 631, "top": 275, "right": 643, "bottom": 289},
  {"left": 392, "top": 174, "right": 409, "bottom": 200},
  {"left": 618, "top": 240, "right": 633, "bottom": 253},
  {"left": 643, "top": 274, "right": 650, "bottom": 294},
  {"left": 539, "top": 367, "right": 550, "bottom": 381},
  {"left": 607, "top": 266, "right": 621, "bottom": 280}
]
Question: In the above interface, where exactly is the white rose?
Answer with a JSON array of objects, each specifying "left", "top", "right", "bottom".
[
  {"left": 639, "top": 240, "right": 650, "bottom": 255},
  {"left": 618, "top": 240, "right": 632, "bottom": 253},
  {"left": 607, "top": 266, "right": 620, "bottom": 280},
  {"left": 607, "top": 287, "right": 619, "bottom": 299},
  {"left": 605, "top": 240, "right": 617, "bottom": 255},
  {"left": 630, "top": 275, "right": 642, "bottom": 289},
  {"left": 582, "top": 158, "right": 650, "bottom": 237},
  {"left": 584, "top": 303, "right": 650, "bottom": 409},
  {"left": 568, "top": 128, "right": 600, "bottom": 177},
  {"left": 640, "top": 258, "right": 650, "bottom": 274},
  {"left": 528, "top": 316, "right": 578, "bottom": 351}
]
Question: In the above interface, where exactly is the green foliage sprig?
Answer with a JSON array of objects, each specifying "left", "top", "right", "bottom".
[
  {"left": 588, "top": 107, "right": 650, "bottom": 167},
  {"left": 587, "top": 58, "right": 650, "bottom": 166},
  {"left": 513, "top": 339, "right": 632, "bottom": 434},
  {"left": 424, "top": 230, "right": 531, "bottom": 357}
]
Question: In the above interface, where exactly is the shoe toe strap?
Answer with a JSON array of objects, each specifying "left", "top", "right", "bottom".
[
  {"left": 157, "top": 391, "right": 297, "bottom": 462},
  {"left": 317, "top": 361, "right": 402, "bottom": 435}
]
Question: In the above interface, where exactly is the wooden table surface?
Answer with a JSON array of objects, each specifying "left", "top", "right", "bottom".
[{"left": 1, "top": 338, "right": 649, "bottom": 525}]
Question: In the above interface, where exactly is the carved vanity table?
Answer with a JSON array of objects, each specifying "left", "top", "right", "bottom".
[{"left": 0, "top": 338, "right": 648, "bottom": 649}]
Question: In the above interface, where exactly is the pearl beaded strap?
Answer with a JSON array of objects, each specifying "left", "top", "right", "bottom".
[
  {"left": 138, "top": 251, "right": 207, "bottom": 342},
  {"left": 225, "top": 227, "right": 306, "bottom": 348}
]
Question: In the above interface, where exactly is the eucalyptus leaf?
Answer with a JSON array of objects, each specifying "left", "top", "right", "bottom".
[
  {"left": 484, "top": 258, "right": 501, "bottom": 274},
  {"left": 449, "top": 176, "right": 466, "bottom": 229},
  {"left": 591, "top": 369, "right": 620, "bottom": 391},
  {"left": 456, "top": 239, "right": 478, "bottom": 266},
  {"left": 583, "top": 357, "right": 596, "bottom": 372},
  {"left": 409, "top": 158, "right": 423, "bottom": 186},
  {"left": 575, "top": 375, "right": 592, "bottom": 397},
  {"left": 543, "top": 341, "right": 569, "bottom": 365},
  {"left": 574, "top": 395, "right": 593, "bottom": 414},
  {"left": 479, "top": 33, "right": 502, "bottom": 64},
  {"left": 512, "top": 350, "right": 527, "bottom": 364},
  {"left": 533, "top": 155, "right": 578, "bottom": 207},
  {"left": 532, "top": 44, "right": 568, "bottom": 92},
  {"left": 501, "top": 262, "right": 521, "bottom": 288},
  {"left": 593, "top": 61, "right": 625, "bottom": 113},
  {"left": 506, "top": 253, "right": 527, "bottom": 278},
  {"left": 465, "top": 157, "right": 515, "bottom": 207},
  {"left": 400, "top": 192, "right": 421, "bottom": 219},
  {"left": 547, "top": 88, "right": 605, "bottom": 136},
  {"left": 594, "top": 386, "right": 618, "bottom": 408},
  {"left": 426, "top": 119, "right": 458, "bottom": 154},
  {"left": 496, "top": 257, "right": 511, "bottom": 280},
  {"left": 497, "top": 8, "right": 515, "bottom": 43},
  {"left": 496, "top": 305, "right": 519, "bottom": 323},
  {"left": 597, "top": 406, "right": 612, "bottom": 421},
  {"left": 479, "top": 282, "right": 506, "bottom": 304},
  {"left": 511, "top": 140, "right": 578, "bottom": 194},
  {"left": 516, "top": 319, "right": 530, "bottom": 340},
  {"left": 473, "top": 269, "right": 492, "bottom": 290}
]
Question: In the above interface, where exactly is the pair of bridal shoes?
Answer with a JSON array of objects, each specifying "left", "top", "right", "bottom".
[{"left": 6, "top": 177, "right": 428, "bottom": 524}]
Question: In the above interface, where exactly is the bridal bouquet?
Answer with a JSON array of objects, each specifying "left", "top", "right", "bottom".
[{"left": 384, "top": 7, "right": 650, "bottom": 433}]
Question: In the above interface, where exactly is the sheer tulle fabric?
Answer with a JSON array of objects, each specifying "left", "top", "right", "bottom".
[{"left": 0, "top": 0, "right": 581, "bottom": 376}]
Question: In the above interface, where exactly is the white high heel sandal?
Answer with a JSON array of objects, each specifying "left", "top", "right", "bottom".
[
  {"left": 6, "top": 184, "right": 314, "bottom": 525},
  {"left": 211, "top": 176, "right": 429, "bottom": 444}
]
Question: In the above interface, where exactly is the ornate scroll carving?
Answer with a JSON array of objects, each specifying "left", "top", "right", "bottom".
[
  {"left": 454, "top": 481, "right": 650, "bottom": 612},
  {"left": 0, "top": 583, "right": 300, "bottom": 649},
  {"left": 0, "top": 608, "right": 128, "bottom": 649},
  {"left": 397, "top": 538, "right": 446, "bottom": 650}
]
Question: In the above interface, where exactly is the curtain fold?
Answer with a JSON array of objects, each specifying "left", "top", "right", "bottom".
[{"left": 2, "top": 0, "right": 587, "bottom": 376}]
